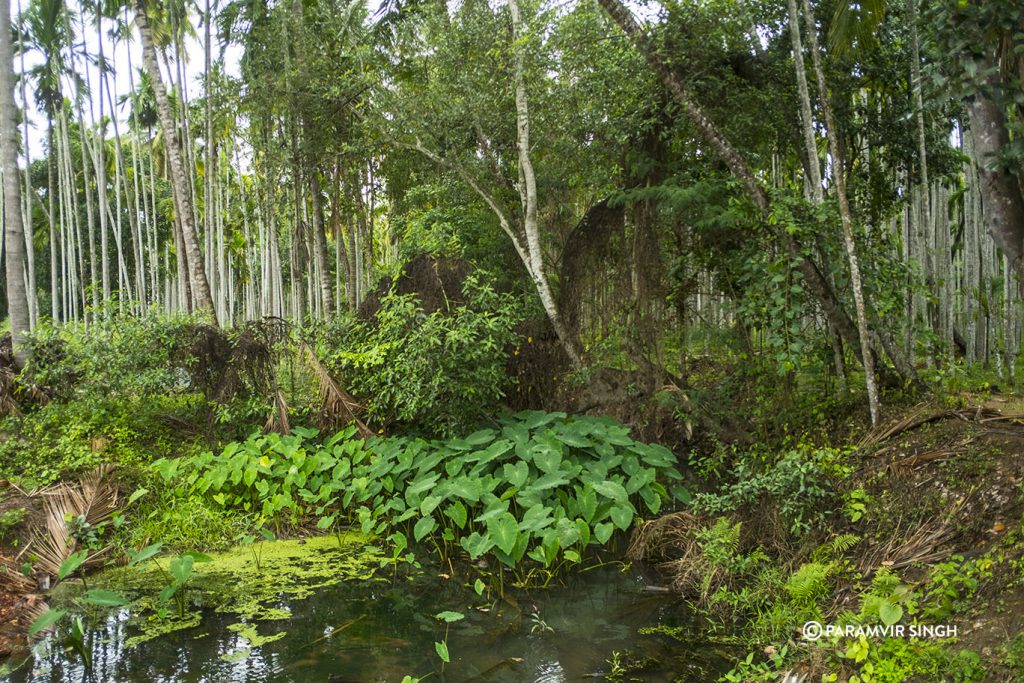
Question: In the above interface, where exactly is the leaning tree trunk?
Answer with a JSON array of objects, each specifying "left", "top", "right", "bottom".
[
  {"left": 133, "top": 0, "right": 217, "bottom": 320},
  {"left": 802, "top": 0, "right": 880, "bottom": 426},
  {"left": 596, "top": 0, "right": 912, "bottom": 396},
  {"left": 0, "top": 0, "right": 30, "bottom": 365}
]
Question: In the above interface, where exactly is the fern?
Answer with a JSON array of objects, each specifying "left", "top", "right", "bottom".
[
  {"left": 812, "top": 533, "right": 861, "bottom": 563},
  {"left": 785, "top": 562, "right": 835, "bottom": 607}
]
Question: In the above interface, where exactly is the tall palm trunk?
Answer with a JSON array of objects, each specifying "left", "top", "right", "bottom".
[
  {"left": 1, "top": 0, "right": 30, "bottom": 365},
  {"left": 133, "top": 0, "right": 217, "bottom": 320},
  {"left": 310, "top": 170, "right": 334, "bottom": 316}
]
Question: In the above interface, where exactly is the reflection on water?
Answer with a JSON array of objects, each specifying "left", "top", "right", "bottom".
[{"left": 4, "top": 562, "right": 732, "bottom": 683}]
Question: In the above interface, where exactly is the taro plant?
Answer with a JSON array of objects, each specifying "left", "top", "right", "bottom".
[
  {"left": 161, "top": 412, "right": 688, "bottom": 586},
  {"left": 434, "top": 610, "right": 464, "bottom": 671},
  {"left": 27, "top": 586, "right": 129, "bottom": 670},
  {"left": 235, "top": 525, "right": 277, "bottom": 572},
  {"left": 126, "top": 542, "right": 212, "bottom": 619}
]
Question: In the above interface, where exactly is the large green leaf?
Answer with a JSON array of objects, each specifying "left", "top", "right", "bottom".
[
  {"left": 503, "top": 461, "right": 529, "bottom": 489},
  {"left": 463, "top": 429, "right": 497, "bottom": 446},
  {"left": 27, "top": 609, "right": 66, "bottom": 637},
  {"left": 447, "top": 476, "right": 484, "bottom": 503},
  {"left": 626, "top": 468, "right": 656, "bottom": 494},
  {"left": 127, "top": 543, "right": 163, "bottom": 568},
  {"left": 435, "top": 610, "right": 465, "bottom": 622},
  {"left": 460, "top": 531, "right": 494, "bottom": 559},
  {"left": 592, "top": 480, "right": 628, "bottom": 503},
  {"left": 405, "top": 473, "right": 441, "bottom": 499},
  {"left": 610, "top": 503, "right": 635, "bottom": 531},
  {"left": 531, "top": 444, "right": 562, "bottom": 474},
  {"left": 525, "top": 471, "right": 570, "bottom": 493},
  {"left": 445, "top": 501, "right": 468, "bottom": 529},
  {"left": 83, "top": 589, "right": 129, "bottom": 607},
  {"left": 58, "top": 550, "right": 89, "bottom": 581},
  {"left": 414, "top": 515, "right": 437, "bottom": 542},
  {"left": 519, "top": 504, "right": 554, "bottom": 533},
  {"left": 169, "top": 555, "right": 195, "bottom": 586},
  {"left": 576, "top": 485, "right": 598, "bottom": 522},
  {"left": 593, "top": 522, "right": 615, "bottom": 544},
  {"left": 487, "top": 511, "right": 520, "bottom": 555}
]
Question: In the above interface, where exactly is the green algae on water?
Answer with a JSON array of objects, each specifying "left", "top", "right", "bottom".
[{"left": 102, "top": 533, "right": 383, "bottom": 648}]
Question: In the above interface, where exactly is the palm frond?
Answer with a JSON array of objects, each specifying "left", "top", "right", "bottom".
[
  {"left": 31, "top": 465, "right": 118, "bottom": 576},
  {"left": 264, "top": 388, "right": 291, "bottom": 435},
  {"left": 299, "top": 341, "right": 373, "bottom": 438}
]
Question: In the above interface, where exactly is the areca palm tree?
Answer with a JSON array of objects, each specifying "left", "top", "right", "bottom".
[
  {"left": 132, "top": 0, "right": 216, "bottom": 320},
  {"left": 22, "top": 0, "right": 69, "bottom": 321},
  {"left": 2, "top": 0, "right": 31, "bottom": 365}
]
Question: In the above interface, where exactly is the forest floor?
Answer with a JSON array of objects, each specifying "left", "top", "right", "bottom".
[
  {"left": 627, "top": 393, "right": 1024, "bottom": 681},
  {"left": 850, "top": 397, "right": 1024, "bottom": 679},
  {"left": 0, "top": 487, "right": 43, "bottom": 658}
]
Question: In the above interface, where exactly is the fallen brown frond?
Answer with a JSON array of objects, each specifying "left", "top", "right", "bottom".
[
  {"left": 265, "top": 388, "right": 291, "bottom": 435},
  {"left": 31, "top": 465, "right": 119, "bottom": 576},
  {"left": 1, "top": 555, "right": 35, "bottom": 594},
  {"left": 857, "top": 499, "right": 966, "bottom": 576},
  {"left": 299, "top": 341, "right": 373, "bottom": 438},
  {"left": 0, "top": 366, "right": 21, "bottom": 418},
  {"left": 861, "top": 404, "right": 1008, "bottom": 451}
]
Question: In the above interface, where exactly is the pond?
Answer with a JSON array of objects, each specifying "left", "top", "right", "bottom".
[{"left": 2, "top": 537, "right": 734, "bottom": 683}]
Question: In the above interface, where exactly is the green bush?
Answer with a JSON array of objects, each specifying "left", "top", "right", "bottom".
[
  {"left": 116, "top": 486, "right": 250, "bottom": 553},
  {"left": 691, "top": 445, "right": 843, "bottom": 535},
  {"left": 21, "top": 310, "right": 209, "bottom": 401},
  {"left": 156, "top": 412, "right": 687, "bottom": 583},
  {"left": 0, "top": 394, "right": 206, "bottom": 488},
  {"left": 319, "top": 275, "right": 522, "bottom": 437}
]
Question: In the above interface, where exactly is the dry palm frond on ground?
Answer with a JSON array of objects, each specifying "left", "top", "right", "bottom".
[{"left": 31, "top": 465, "right": 119, "bottom": 576}]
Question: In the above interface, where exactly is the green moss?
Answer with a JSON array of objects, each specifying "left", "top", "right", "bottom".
[
  {"left": 227, "top": 622, "right": 287, "bottom": 647},
  {"left": 125, "top": 612, "right": 203, "bottom": 649},
  {"left": 101, "top": 533, "right": 384, "bottom": 648}
]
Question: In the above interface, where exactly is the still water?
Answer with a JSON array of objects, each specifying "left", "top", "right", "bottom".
[{"left": 4, "top": 548, "right": 733, "bottom": 683}]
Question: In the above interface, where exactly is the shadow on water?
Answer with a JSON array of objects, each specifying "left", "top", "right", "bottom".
[{"left": 3, "top": 561, "right": 734, "bottom": 683}]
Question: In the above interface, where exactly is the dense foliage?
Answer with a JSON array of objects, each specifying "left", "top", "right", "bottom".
[{"left": 156, "top": 412, "right": 685, "bottom": 584}]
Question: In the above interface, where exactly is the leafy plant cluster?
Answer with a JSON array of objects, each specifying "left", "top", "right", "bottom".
[
  {"left": 21, "top": 311, "right": 208, "bottom": 401},
  {"left": 318, "top": 276, "right": 523, "bottom": 437},
  {"left": 691, "top": 445, "right": 844, "bottom": 536},
  {"left": 719, "top": 550, "right": 993, "bottom": 683},
  {"left": 0, "top": 393, "right": 206, "bottom": 488},
  {"left": 156, "top": 411, "right": 686, "bottom": 583}
]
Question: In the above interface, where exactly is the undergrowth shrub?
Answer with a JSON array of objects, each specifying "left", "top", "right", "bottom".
[
  {"left": 691, "top": 445, "right": 845, "bottom": 536},
  {"left": 116, "top": 486, "right": 251, "bottom": 553},
  {"left": 319, "top": 276, "right": 522, "bottom": 437},
  {"left": 0, "top": 394, "right": 206, "bottom": 487},
  {"left": 156, "top": 411, "right": 687, "bottom": 585},
  {"left": 21, "top": 311, "right": 209, "bottom": 400}
]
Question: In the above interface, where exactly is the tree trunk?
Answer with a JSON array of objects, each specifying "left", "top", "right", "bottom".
[
  {"left": 133, "top": 0, "right": 217, "bottom": 320},
  {"left": 1, "top": 0, "right": 30, "bottom": 364},
  {"left": 508, "top": 0, "right": 581, "bottom": 367},
  {"left": 597, "top": 0, "right": 915, "bottom": 395},
  {"left": 786, "top": 0, "right": 822, "bottom": 204},
  {"left": 310, "top": 170, "right": 334, "bottom": 316},
  {"left": 802, "top": 0, "right": 880, "bottom": 425},
  {"left": 968, "top": 69, "right": 1024, "bottom": 284}
]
